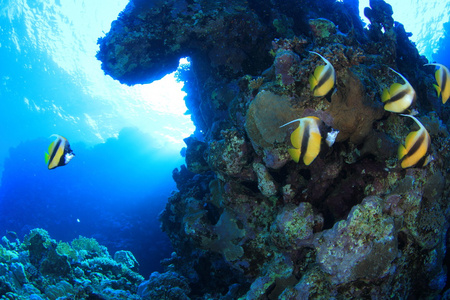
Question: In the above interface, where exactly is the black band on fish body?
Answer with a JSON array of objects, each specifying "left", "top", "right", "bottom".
[
  {"left": 300, "top": 123, "right": 311, "bottom": 163},
  {"left": 387, "top": 89, "right": 410, "bottom": 103},
  {"left": 324, "top": 88, "right": 335, "bottom": 103},
  {"left": 57, "top": 152, "right": 67, "bottom": 167},
  {"left": 316, "top": 68, "right": 333, "bottom": 91},
  {"left": 412, "top": 145, "right": 432, "bottom": 168},
  {"left": 386, "top": 90, "right": 416, "bottom": 111},
  {"left": 385, "top": 92, "right": 415, "bottom": 114},
  {"left": 48, "top": 139, "right": 62, "bottom": 166},
  {"left": 442, "top": 69, "right": 447, "bottom": 94},
  {"left": 402, "top": 134, "right": 425, "bottom": 162},
  {"left": 316, "top": 69, "right": 335, "bottom": 102},
  {"left": 414, "top": 155, "right": 428, "bottom": 168}
]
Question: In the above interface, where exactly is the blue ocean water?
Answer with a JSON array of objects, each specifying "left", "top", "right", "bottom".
[
  {"left": 0, "top": 0, "right": 193, "bottom": 276},
  {"left": 359, "top": 0, "right": 450, "bottom": 64},
  {"left": 0, "top": 0, "right": 449, "bottom": 278}
]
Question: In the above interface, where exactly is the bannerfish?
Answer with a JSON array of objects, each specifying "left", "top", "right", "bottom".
[
  {"left": 309, "top": 51, "right": 336, "bottom": 99},
  {"left": 381, "top": 67, "right": 416, "bottom": 113},
  {"left": 398, "top": 114, "right": 432, "bottom": 169},
  {"left": 45, "top": 134, "right": 75, "bottom": 170},
  {"left": 280, "top": 116, "right": 339, "bottom": 165},
  {"left": 424, "top": 63, "right": 450, "bottom": 104}
]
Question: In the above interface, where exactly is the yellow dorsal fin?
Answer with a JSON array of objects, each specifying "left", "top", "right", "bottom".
[
  {"left": 288, "top": 148, "right": 301, "bottom": 163},
  {"left": 314, "top": 65, "right": 325, "bottom": 80},
  {"left": 307, "top": 116, "right": 320, "bottom": 121},
  {"left": 435, "top": 67, "right": 443, "bottom": 84},
  {"left": 389, "top": 82, "right": 405, "bottom": 95}
]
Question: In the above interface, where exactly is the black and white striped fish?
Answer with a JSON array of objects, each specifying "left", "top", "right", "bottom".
[
  {"left": 280, "top": 116, "right": 339, "bottom": 165},
  {"left": 309, "top": 51, "right": 336, "bottom": 99},
  {"left": 398, "top": 114, "right": 432, "bottom": 168},
  {"left": 381, "top": 68, "right": 416, "bottom": 113},
  {"left": 45, "top": 134, "right": 75, "bottom": 170},
  {"left": 424, "top": 63, "right": 450, "bottom": 104}
]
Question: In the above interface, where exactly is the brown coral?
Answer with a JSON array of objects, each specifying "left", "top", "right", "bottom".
[
  {"left": 328, "top": 68, "right": 385, "bottom": 144},
  {"left": 245, "top": 90, "right": 299, "bottom": 150}
]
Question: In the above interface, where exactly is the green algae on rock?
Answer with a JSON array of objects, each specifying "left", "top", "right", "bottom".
[
  {"left": 315, "top": 196, "right": 397, "bottom": 285},
  {"left": 270, "top": 202, "right": 315, "bottom": 250},
  {"left": 309, "top": 18, "right": 337, "bottom": 40}
]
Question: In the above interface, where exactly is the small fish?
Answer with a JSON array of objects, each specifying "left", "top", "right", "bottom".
[
  {"left": 280, "top": 116, "right": 339, "bottom": 165},
  {"left": 309, "top": 51, "right": 336, "bottom": 98},
  {"left": 398, "top": 114, "right": 432, "bottom": 168},
  {"left": 45, "top": 134, "right": 75, "bottom": 170},
  {"left": 424, "top": 63, "right": 450, "bottom": 104},
  {"left": 381, "top": 67, "right": 416, "bottom": 113}
]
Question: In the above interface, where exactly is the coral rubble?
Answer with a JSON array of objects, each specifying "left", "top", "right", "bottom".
[{"left": 97, "top": 0, "right": 450, "bottom": 298}]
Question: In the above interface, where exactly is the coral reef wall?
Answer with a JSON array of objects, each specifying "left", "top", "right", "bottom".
[{"left": 97, "top": 0, "right": 450, "bottom": 299}]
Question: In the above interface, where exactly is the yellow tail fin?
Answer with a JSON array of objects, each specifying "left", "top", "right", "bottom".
[{"left": 433, "top": 83, "right": 441, "bottom": 99}]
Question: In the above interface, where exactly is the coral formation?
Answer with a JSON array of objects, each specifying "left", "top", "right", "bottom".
[
  {"left": 137, "top": 271, "right": 190, "bottom": 300},
  {"left": 270, "top": 202, "right": 315, "bottom": 250},
  {"left": 315, "top": 196, "right": 397, "bottom": 285},
  {"left": 0, "top": 229, "right": 144, "bottom": 299},
  {"left": 96, "top": 0, "right": 450, "bottom": 298},
  {"left": 274, "top": 50, "right": 300, "bottom": 86}
]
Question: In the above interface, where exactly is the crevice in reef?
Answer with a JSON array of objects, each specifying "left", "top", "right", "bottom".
[{"left": 239, "top": 180, "right": 260, "bottom": 195}]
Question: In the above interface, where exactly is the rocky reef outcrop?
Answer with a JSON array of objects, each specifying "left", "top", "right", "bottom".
[{"left": 97, "top": 0, "right": 450, "bottom": 299}]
